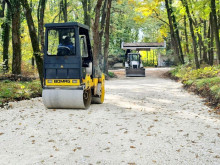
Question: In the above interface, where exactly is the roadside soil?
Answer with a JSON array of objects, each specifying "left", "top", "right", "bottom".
[{"left": 0, "top": 68, "right": 220, "bottom": 164}]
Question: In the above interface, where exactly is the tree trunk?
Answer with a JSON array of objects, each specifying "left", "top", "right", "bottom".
[
  {"left": 12, "top": 0, "right": 21, "bottom": 74},
  {"left": 30, "top": 0, "right": 35, "bottom": 68},
  {"left": 0, "top": 0, "right": 5, "bottom": 17},
  {"left": 38, "top": 0, "right": 46, "bottom": 53},
  {"left": 203, "top": 20, "right": 208, "bottom": 64},
  {"left": 2, "top": 4, "right": 10, "bottom": 72},
  {"left": 104, "top": 0, "right": 112, "bottom": 74},
  {"left": 181, "top": 0, "right": 200, "bottom": 68},
  {"left": 208, "top": 13, "right": 214, "bottom": 65},
  {"left": 93, "top": 0, "right": 104, "bottom": 76},
  {"left": 170, "top": 0, "right": 184, "bottom": 64},
  {"left": 194, "top": 18, "right": 208, "bottom": 64},
  {"left": 21, "top": 0, "right": 43, "bottom": 86},
  {"left": 99, "top": 0, "right": 108, "bottom": 52},
  {"left": 211, "top": 0, "right": 220, "bottom": 64},
  {"left": 184, "top": 16, "right": 190, "bottom": 56},
  {"left": 165, "top": 0, "right": 181, "bottom": 64},
  {"left": 60, "top": 0, "right": 67, "bottom": 22},
  {"left": 99, "top": 0, "right": 108, "bottom": 71},
  {"left": 82, "top": 0, "right": 91, "bottom": 28}
]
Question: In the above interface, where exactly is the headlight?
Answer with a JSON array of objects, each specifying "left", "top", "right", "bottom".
[{"left": 48, "top": 80, "right": 53, "bottom": 83}]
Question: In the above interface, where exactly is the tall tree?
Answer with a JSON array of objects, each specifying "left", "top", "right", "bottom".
[
  {"left": 98, "top": 0, "right": 108, "bottom": 70},
  {"left": 181, "top": 0, "right": 200, "bottom": 68},
  {"left": 99, "top": 0, "right": 108, "bottom": 55},
  {"left": 165, "top": 0, "right": 182, "bottom": 64},
  {"left": 37, "top": 0, "right": 47, "bottom": 53},
  {"left": 183, "top": 16, "right": 190, "bottom": 56},
  {"left": 0, "top": 0, "right": 5, "bottom": 17},
  {"left": 2, "top": 4, "right": 10, "bottom": 72},
  {"left": 202, "top": 20, "right": 208, "bottom": 64},
  {"left": 60, "top": 0, "right": 67, "bottom": 22},
  {"left": 208, "top": 13, "right": 214, "bottom": 65},
  {"left": 211, "top": 0, "right": 220, "bottom": 64},
  {"left": 93, "top": 0, "right": 103, "bottom": 76},
  {"left": 20, "top": 0, "right": 43, "bottom": 86},
  {"left": 194, "top": 19, "right": 208, "bottom": 64},
  {"left": 104, "top": 0, "right": 112, "bottom": 74},
  {"left": 170, "top": 0, "right": 184, "bottom": 64},
  {"left": 81, "top": 0, "right": 91, "bottom": 28},
  {"left": 10, "top": 0, "right": 21, "bottom": 74}
]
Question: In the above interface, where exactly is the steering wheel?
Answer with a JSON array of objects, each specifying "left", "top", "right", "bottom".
[{"left": 57, "top": 46, "right": 71, "bottom": 56}]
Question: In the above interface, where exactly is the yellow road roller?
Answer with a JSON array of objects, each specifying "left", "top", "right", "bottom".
[{"left": 42, "top": 22, "right": 105, "bottom": 109}]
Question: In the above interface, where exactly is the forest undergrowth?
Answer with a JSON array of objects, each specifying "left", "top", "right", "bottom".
[{"left": 170, "top": 65, "right": 220, "bottom": 113}]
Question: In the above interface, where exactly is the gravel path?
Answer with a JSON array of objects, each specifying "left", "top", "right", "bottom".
[{"left": 0, "top": 68, "right": 220, "bottom": 165}]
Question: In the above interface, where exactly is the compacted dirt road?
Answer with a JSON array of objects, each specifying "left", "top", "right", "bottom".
[{"left": 0, "top": 68, "right": 220, "bottom": 164}]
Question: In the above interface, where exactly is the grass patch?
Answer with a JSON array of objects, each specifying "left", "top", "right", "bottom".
[
  {"left": 170, "top": 65, "right": 220, "bottom": 111},
  {"left": 108, "top": 71, "right": 116, "bottom": 78},
  {"left": 0, "top": 80, "right": 42, "bottom": 106}
]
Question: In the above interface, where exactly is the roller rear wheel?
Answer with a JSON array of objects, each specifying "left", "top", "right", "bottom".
[
  {"left": 92, "top": 74, "right": 105, "bottom": 104},
  {"left": 92, "top": 83, "right": 105, "bottom": 104}
]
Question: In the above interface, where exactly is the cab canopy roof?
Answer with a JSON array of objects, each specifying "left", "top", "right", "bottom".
[
  {"left": 121, "top": 42, "right": 166, "bottom": 51},
  {"left": 45, "top": 22, "right": 89, "bottom": 30}
]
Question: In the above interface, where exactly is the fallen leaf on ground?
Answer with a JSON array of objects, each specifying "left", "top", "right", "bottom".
[
  {"left": 214, "top": 155, "right": 220, "bottom": 158},
  {"left": 130, "top": 146, "right": 136, "bottom": 149}
]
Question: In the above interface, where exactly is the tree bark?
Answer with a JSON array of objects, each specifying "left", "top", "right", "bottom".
[
  {"left": 82, "top": 0, "right": 91, "bottom": 28},
  {"left": 93, "top": 0, "right": 104, "bottom": 76},
  {"left": 165, "top": 0, "right": 181, "bottom": 64},
  {"left": 21, "top": 0, "right": 43, "bottom": 86},
  {"left": 181, "top": 0, "right": 200, "bottom": 69},
  {"left": 11, "top": 0, "right": 21, "bottom": 74},
  {"left": 98, "top": 0, "right": 108, "bottom": 70},
  {"left": 99, "top": 0, "right": 108, "bottom": 52},
  {"left": 104, "top": 0, "right": 112, "bottom": 74},
  {"left": 2, "top": 4, "right": 10, "bottom": 72},
  {"left": 0, "top": 0, "right": 5, "bottom": 17},
  {"left": 38, "top": 0, "right": 46, "bottom": 53},
  {"left": 170, "top": 0, "right": 184, "bottom": 64},
  {"left": 203, "top": 20, "right": 208, "bottom": 64},
  {"left": 184, "top": 16, "right": 190, "bottom": 56},
  {"left": 60, "top": 0, "right": 67, "bottom": 22},
  {"left": 208, "top": 13, "right": 214, "bottom": 65},
  {"left": 211, "top": 0, "right": 220, "bottom": 64},
  {"left": 194, "top": 18, "right": 208, "bottom": 64}
]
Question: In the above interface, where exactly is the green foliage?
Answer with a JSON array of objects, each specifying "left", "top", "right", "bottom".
[
  {"left": 0, "top": 80, "right": 42, "bottom": 105},
  {"left": 171, "top": 65, "right": 220, "bottom": 102},
  {"left": 108, "top": 71, "right": 116, "bottom": 78},
  {"left": 171, "top": 65, "right": 219, "bottom": 82},
  {"left": 195, "top": 77, "right": 220, "bottom": 99}
]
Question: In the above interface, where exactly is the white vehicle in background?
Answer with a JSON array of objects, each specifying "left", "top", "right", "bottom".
[{"left": 125, "top": 53, "right": 145, "bottom": 77}]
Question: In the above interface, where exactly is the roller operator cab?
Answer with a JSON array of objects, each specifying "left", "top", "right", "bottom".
[
  {"left": 125, "top": 53, "right": 145, "bottom": 77},
  {"left": 42, "top": 22, "right": 105, "bottom": 109}
]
